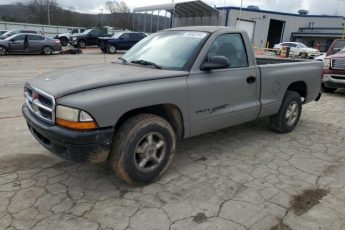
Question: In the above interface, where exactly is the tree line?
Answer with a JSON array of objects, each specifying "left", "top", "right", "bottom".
[{"left": 0, "top": 0, "right": 169, "bottom": 32}]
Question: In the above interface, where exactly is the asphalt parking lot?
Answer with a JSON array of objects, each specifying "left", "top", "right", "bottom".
[{"left": 1, "top": 49, "right": 345, "bottom": 230}]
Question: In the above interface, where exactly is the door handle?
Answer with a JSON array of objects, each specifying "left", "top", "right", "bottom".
[{"left": 246, "top": 76, "right": 256, "bottom": 84}]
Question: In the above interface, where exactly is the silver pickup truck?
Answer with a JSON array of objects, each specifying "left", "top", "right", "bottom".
[{"left": 22, "top": 26, "right": 322, "bottom": 185}]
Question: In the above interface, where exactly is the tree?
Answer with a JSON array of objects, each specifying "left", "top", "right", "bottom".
[
  {"left": 105, "top": 1, "right": 130, "bottom": 13},
  {"left": 28, "top": 0, "right": 57, "bottom": 24},
  {"left": 105, "top": 0, "right": 131, "bottom": 29}
]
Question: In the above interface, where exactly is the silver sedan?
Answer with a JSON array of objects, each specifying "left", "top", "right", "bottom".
[{"left": 0, "top": 33, "right": 62, "bottom": 56}]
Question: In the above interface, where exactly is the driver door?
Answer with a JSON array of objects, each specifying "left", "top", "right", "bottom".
[
  {"left": 187, "top": 33, "right": 260, "bottom": 136},
  {"left": 8, "top": 34, "right": 26, "bottom": 53}
]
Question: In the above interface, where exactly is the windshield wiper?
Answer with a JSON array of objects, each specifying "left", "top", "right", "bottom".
[
  {"left": 118, "top": 56, "right": 127, "bottom": 63},
  {"left": 131, "top": 60, "right": 162, "bottom": 69}
]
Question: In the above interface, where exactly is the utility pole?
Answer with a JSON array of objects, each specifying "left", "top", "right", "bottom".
[
  {"left": 100, "top": 8, "right": 104, "bottom": 27},
  {"left": 47, "top": 0, "right": 51, "bottom": 25},
  {"left": 237, "top": 0, "right": 243, "bottom": 28}
]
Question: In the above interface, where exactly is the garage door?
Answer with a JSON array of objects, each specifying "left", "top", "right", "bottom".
[{"left": 236, "top": 20, "right": 255, "bottom": 42}]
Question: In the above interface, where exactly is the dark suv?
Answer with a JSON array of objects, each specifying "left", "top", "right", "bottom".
[
  {"left": 69, "top": 29, "right": 112, "bottom": 48},
  {"left": 99, "top": 32, "right": 146, "bottom": 54}
]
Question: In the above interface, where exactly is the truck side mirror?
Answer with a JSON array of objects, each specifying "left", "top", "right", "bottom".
[{"left": 201, "top": 56, "right": 230, "bottom": 71}]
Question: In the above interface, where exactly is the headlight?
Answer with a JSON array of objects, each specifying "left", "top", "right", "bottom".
[
  {"left": 56, "top": 105, "right": 97, "bottom": 130},
  {"left": 72, "top": 37, "right": 76, "bottom": 40},
  {"left": 323, "top": 58, "right": 331, "bottom": 68}
]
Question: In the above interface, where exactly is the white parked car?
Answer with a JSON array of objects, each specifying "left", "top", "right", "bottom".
[
  {"left": 314, "top": 53, "right": 326, "bottom": 61},
  {"left": 274, "top": 42, "right": 321, "bottom": 58}
]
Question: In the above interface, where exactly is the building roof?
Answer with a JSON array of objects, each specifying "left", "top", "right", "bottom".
[
  {"left": 217, "top": 6, "right": 345, "bottom": 19},
  {"left": 166, "top": 26, "right": 240, "bottom": 33},
  {"left": 133, "top": 0, "right": 219, "bottom": 17}
]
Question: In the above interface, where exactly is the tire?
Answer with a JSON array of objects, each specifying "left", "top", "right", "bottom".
[
  {"left": 78, "top": 40, "right": 86, "bottom": 49},
  {"left": 59, "top": 37, "right": 69, "bottom": 46},
  {"left": 42, "top": 46, "right": 53, "bottom": 55},
  {"left": 269, "top": 91, "right": 302, "bottom": 133},
  {"left": 0, "top": 46, "right": 7, "bottom": 56},
  {"left": 300, "top": 53, "right": 308, "bottom": 58},
  {"left": 107, "top": 45, "right": 117, "bottom": 54},
  {"left": 110, "top": 114, "right": 176, "bottom": 185},
  {"left": 321, "top": 83, "right": 337, "bottom": 93}
]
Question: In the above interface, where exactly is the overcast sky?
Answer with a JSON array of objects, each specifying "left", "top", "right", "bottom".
[{"left": 1, "top": 0, "right": 344, "bottom": 16}]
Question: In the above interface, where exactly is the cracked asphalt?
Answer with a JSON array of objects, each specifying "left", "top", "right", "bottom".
[{"left": 1, "top": 50, "right": 345, "bottom": 230}]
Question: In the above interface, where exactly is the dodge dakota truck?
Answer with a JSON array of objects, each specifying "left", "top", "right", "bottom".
[{"left": 22, "top": 26, "right": 322, "bottom": 185}]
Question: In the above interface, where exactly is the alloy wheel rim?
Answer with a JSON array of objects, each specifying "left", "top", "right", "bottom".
[
  {"left": 109, "top": 46, "right": 116, "bottom": 53},
  {"left": 286, "top": 101, "right": 299, "bottom": 126},
  {"left": 134, "top": 132, "right": 166, "bottom": 173},
  {"left": 44, "top": 47, "right": 52, "bottom": 55}
]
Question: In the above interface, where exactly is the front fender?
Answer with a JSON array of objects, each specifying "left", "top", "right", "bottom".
[{"left": 56, "top": 77, "right": 191, "bottom": 136}]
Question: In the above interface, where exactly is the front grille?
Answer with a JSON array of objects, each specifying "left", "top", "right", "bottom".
[
  {"left": 332, "top": 59, "right": 345, "bottom": 70},
  {"left": 25, "top": 85, "right": 55, "bottom": 124}
]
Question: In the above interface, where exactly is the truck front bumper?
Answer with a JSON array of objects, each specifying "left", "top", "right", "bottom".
[
  {"left": 22, "top": 104, "right": 114, "bottom": 163},
  {"left": 322, "top": 74, "right": 345, "bottom": 89}
]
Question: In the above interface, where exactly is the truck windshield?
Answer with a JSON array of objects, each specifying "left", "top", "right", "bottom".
[{"left": 122, "top": 31, "right": 209, "bottom": 70}]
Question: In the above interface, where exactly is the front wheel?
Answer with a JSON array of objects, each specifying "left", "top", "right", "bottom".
[
  {"left": 110, "top": 114, "right": 176, "bottom": 185},
  {"left": 269, "top": 91, "right": 302, "bottom": 133},
  {"left": 107, "top": 45, "right": 117, "bottom": 54},
  {"left": 78, "top": 40, "right": 86, "bottom": 49}
]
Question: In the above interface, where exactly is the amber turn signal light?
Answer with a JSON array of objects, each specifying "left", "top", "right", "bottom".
[{"left": 56, "top": 118, "right": 97, "bottom": 130}]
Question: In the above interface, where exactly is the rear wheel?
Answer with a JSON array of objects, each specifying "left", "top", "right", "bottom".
[
  {"left": 300, "top": 53, "right": 308, "bottom": 58},
  {"left": 42, "top": 46, "right": 53, "bottom": 55},
  {"left": 110, "top": 114, "right": 176, "bottom": 185},
  {"left": 269, "top": 91, "right": 302, "bottom": 133},
  {"left": 107, "top": 45, "right": 117, "bottom": 54},
  {"left": 321, "top": 83, "right": 337, "bottom": 93},
  {"left": 59, "top": 37, "right": 69, "bottom": 46},
  {"left": 0, "top": 46, "right": 7, "bottom": 56}
]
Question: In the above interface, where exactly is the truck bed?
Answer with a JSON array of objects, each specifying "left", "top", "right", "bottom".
[
  {"left": 256, "top": 56, "right": 308, "bottom": 65},
  {"left": 257, "top": 60, "right": 322, "bottom": 118}
]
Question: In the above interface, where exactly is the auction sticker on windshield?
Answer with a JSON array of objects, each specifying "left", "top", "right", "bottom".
[{"left": 183, "top": 32, "right": 208, "bottom": 39}]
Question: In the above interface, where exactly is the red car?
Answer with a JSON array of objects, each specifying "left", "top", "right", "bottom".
[{"left": 322, "top": 45, "right": 345, "bottom": 92}]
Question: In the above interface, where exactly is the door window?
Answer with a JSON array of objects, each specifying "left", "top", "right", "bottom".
[
  {"left": 206, "top": 33, "right": 248, "bottom": 68},
  {"left": 13, "top": 34, "right": 26, "bottom": 41},
  {"left": 29, "top": 35, "right": 44, "bottom": 41},
  {"left": 120, "top": 33, "right": 130, "bottom": 40}
]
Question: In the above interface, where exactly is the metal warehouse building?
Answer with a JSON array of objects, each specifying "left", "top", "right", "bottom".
[{"left": 134, "top": 0, "right": 345, "bottom": 52}]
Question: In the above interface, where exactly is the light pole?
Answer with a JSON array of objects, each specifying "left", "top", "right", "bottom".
[
  {"left": 47, "top": 0, "right": 51, "bottom": 25},
  {"left": 237, "top": 0, "right": 243, "bottom": 28},
  {"left": 100, "top": 8, "right": 104, "bottom": 27}
]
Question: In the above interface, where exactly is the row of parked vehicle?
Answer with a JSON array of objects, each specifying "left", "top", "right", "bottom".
[
  {"left": 0, "top": 29, "right": 61, "bottom": 55},
  {"left": 0, "top": 28, "right": 147, "bottom": 56}
]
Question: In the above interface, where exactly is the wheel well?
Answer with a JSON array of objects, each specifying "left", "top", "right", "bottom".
[
  {"left": 115, "top": 104, "right": 184, "bottom": 140},
  {"left": 59, "top": 36, "right": 68, "bottom": 40},
  {"left": 0, "top": 45, "right": 8, "bottom": 51},
  {"left": 42, "top": 45, "right": 53, "bottom": 50},
  {"left": 287, "top": 81, "right": 307, "bottom": 99}
]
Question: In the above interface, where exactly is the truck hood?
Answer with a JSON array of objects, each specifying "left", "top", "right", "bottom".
[
  {"left": 27, "top": 62, "right": 188, "bottom": 98},
  {"left": 328, "top": 52, "right": 345, "bottom": 58}
]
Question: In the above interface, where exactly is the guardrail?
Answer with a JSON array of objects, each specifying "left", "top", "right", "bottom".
[{"left": 0, "top": 21, "right": 83, "bottom": 38}]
